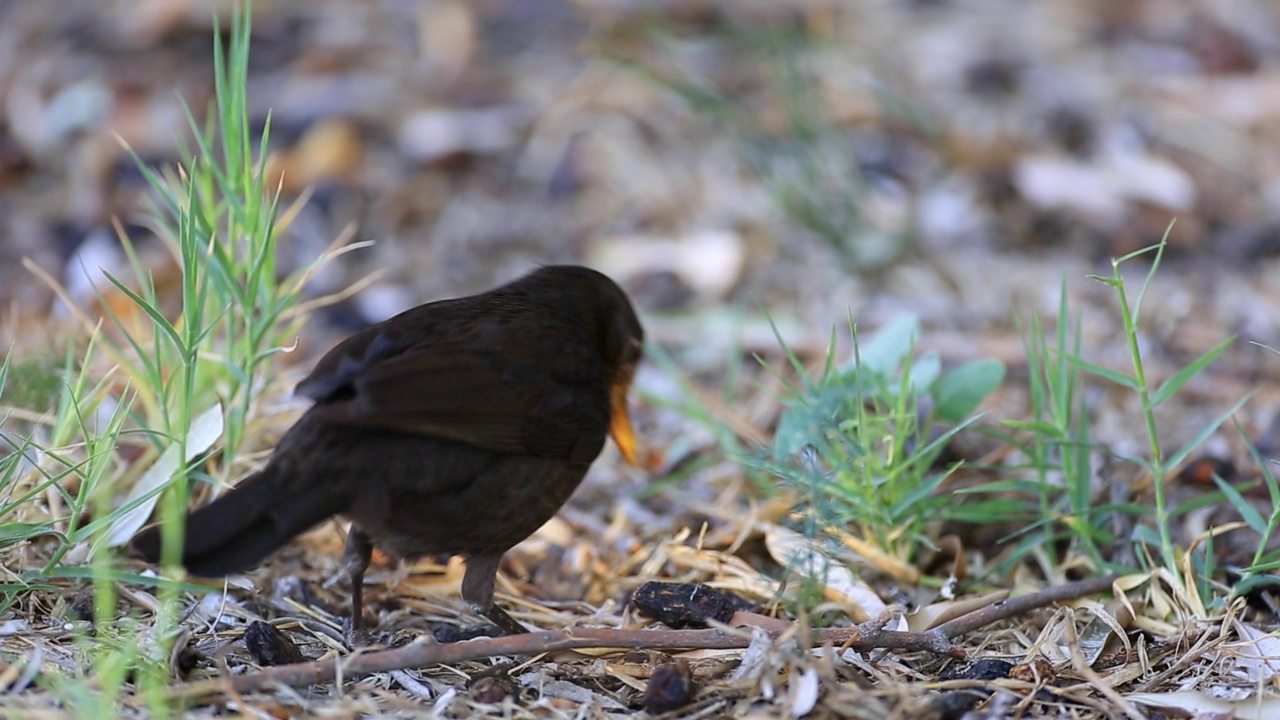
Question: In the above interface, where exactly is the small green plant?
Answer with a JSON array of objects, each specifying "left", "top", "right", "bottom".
[
  {"left": 1219, "top": 430, "right": 1280, "bottom": 595},
  {"left": 0, "top": 336, "right": 138, "bottom": 579},
  {"left": 103, "top": 3, "right": 299, "bottom": 568},
  {"left": 988, "top": 279, "right": 1103, "bottom": 576},
  {"left": 1219, "top": 341, "right": 1280, "bottom": 597},
  {"left": 1080, "top": 238, "right": 1228, "bottom": 573},
  {"left": 755, "top": 314, "right": 1006, "bottom": 569},
  {"left": 1078, "top": 238, "right": 1241, "bottom": 582},
  {"left": 988, "top": 233, "right": 1247, "bottom": 596}
]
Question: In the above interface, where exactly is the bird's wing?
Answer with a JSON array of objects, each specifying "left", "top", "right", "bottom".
[{"left": 296, "top": 319, "right": 609, "bottom": 463}]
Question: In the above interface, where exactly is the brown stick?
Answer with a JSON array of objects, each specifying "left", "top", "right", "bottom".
[
  {"left": 167, "top": 573, "right": 1123, "bottom": 699},
  {"left": 166, "top": 624, "right": 941, "bottom": 699},
  {"left": 931, "top": 574, "right": 1122, "bottom": 639}
]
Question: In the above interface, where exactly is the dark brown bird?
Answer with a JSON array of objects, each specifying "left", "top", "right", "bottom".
[{"left": 132, "top": 265, "right": 643, "bottom": 636}]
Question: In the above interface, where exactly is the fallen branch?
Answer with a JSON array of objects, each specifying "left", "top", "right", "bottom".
[
  {"left": 168, "top": 573, "right": 1122, "bottom": 699},
  {"left": 931, "top": 573, "right": 1122, "bottom": 639},
  {"left": 168, "top": 624, "right": 936, "bottom": 699}
]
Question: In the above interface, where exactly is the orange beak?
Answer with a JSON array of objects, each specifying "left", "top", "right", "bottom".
[{"left": 609, "top": 381, "right": 638, "bottom": 466}]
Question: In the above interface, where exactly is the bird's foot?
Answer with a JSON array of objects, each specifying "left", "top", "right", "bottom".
[
  {"left": 343, "top": 616, "right": 376, "bottom": 649},
  {"left": 479, "top": 604, "right": 530, "bottom": 635}
]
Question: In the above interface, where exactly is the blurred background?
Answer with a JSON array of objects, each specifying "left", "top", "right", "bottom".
[{"left": 1, "top": 0, "right": 1279, "bottom": 417}]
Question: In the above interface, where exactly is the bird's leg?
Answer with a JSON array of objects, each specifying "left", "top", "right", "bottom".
[
  {"left": 462, "top": 553, "right": 528, "bottom": 635},
  {"left": 339, "top": 526, "right": 374, "bottom": 644}
]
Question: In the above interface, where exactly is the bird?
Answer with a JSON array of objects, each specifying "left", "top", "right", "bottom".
[{"left": 132, "top": 265, "right": 643, "bottom": 637}]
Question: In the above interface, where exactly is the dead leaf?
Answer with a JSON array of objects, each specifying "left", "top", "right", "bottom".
[
  {"left": 763, "top": 524, "right": 887, "bottom": 622},
  {"left": 103, "top": 404, "right": 224, "bottom": 549}
]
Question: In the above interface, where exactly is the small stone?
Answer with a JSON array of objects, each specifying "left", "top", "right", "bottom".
[
  {"left": 243, "top": 620, "right": 306, "bottom": 667},
  {"left": 643, "top": 661, "right": 696, "bottom": 714}
]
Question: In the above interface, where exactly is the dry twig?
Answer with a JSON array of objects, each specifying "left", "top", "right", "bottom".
[{"left": 168, "top": 574, "right": 1122, "bottom": 699}]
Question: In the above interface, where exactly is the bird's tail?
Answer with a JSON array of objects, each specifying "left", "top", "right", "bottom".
[{"left": 131, "top": 466, "right": 349, "bottom": 577}]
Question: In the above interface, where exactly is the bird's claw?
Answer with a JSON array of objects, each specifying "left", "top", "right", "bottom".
[{"left": 479, "top": 604, "right": 530, "bottom": 635}]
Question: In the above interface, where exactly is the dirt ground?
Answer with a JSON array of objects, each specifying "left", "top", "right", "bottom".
[{"left": 3, "top": 1, "right": 1280, "bottom": 717}]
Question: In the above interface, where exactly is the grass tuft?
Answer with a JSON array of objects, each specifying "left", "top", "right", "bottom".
[
  {"left": 0, "top": 1, "right": 352, "bottom": 713},
  {"left": 748, "top": 314, "right": 1005, "bottom": 588}
]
